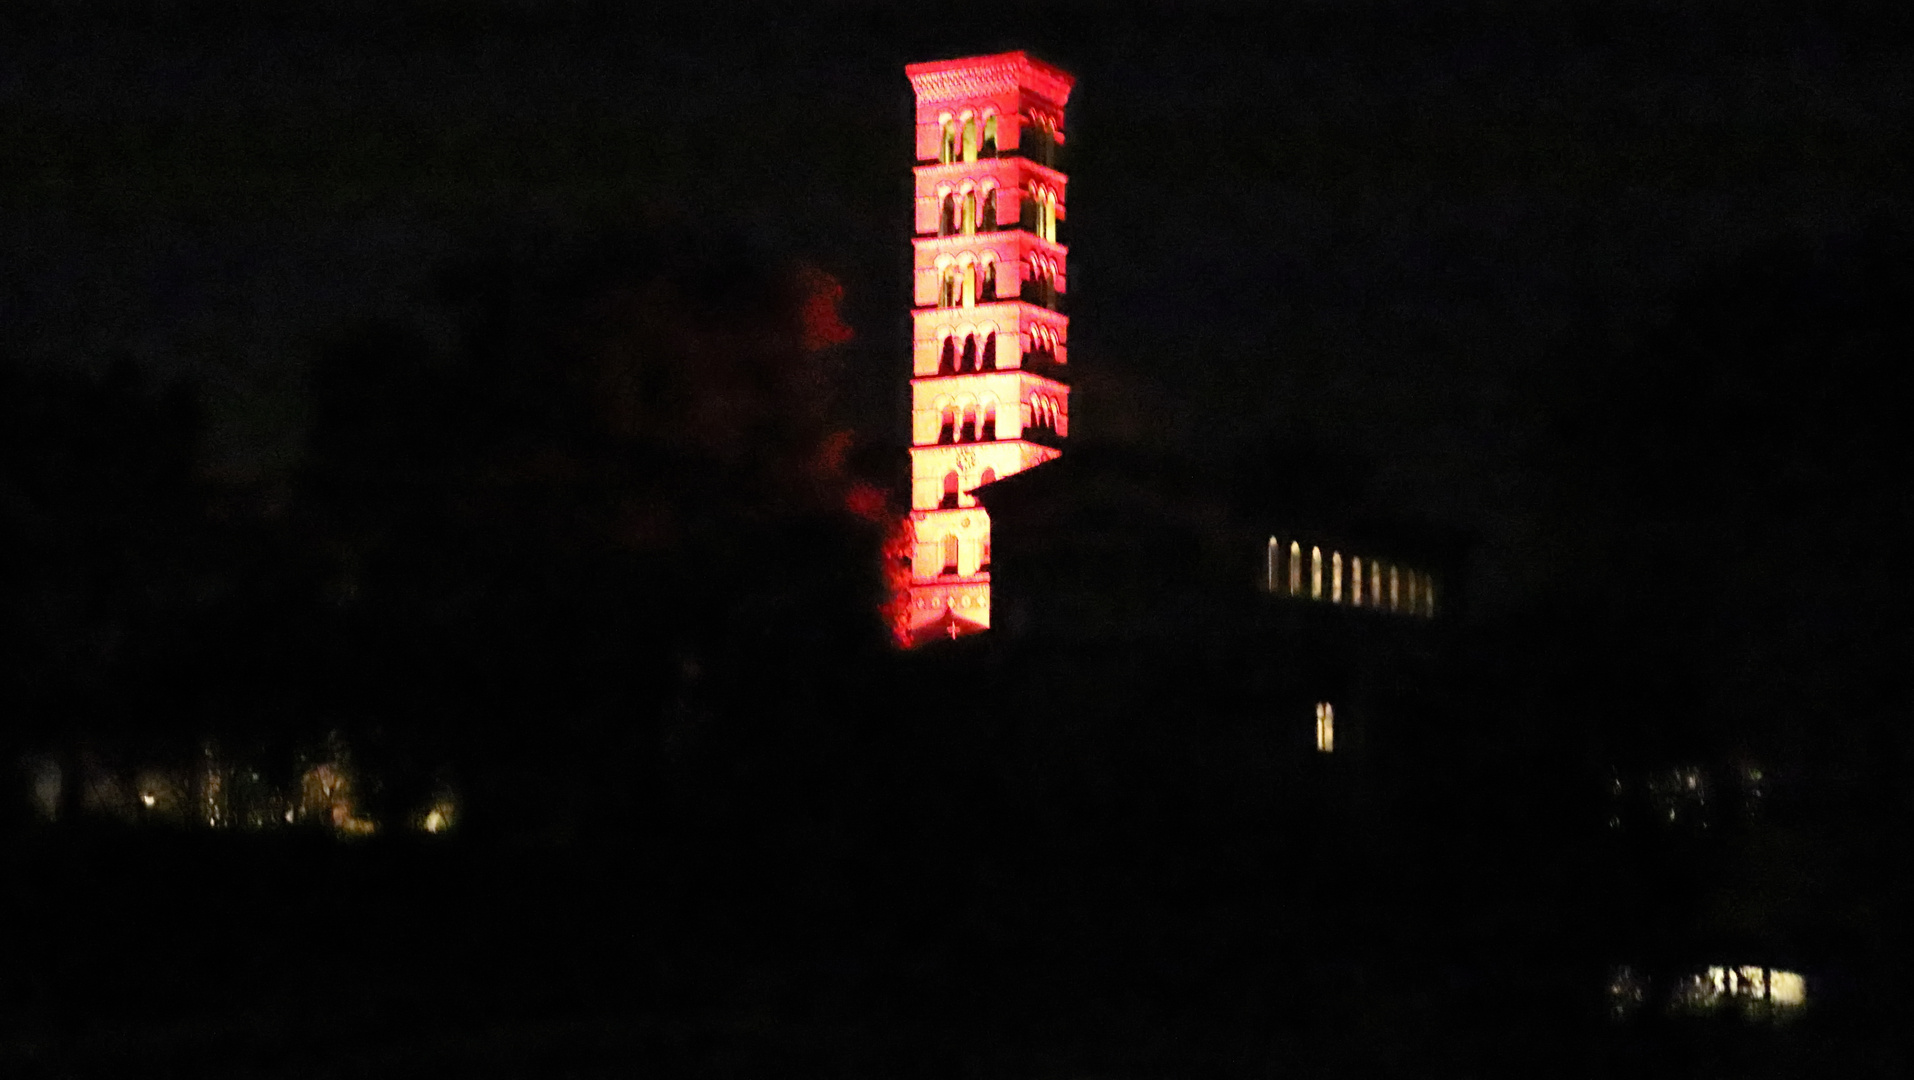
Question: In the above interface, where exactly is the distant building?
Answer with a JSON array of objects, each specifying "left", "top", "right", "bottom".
[{"left": 978, "top": 444, "right": 1463, "bottom": 785}]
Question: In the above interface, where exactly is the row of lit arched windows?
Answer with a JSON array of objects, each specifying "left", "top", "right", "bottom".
[
  {"left": 939, "top": 467, "right": 999, "bottom": 511},
  {"left": 938, "top": 330, "right": 998, "bottom": 375},
  {"left": 935, "top": 398, "right": 998, "bottom": 445},
  {"left": 1025, "top": 324, "right": 1061, "bottom": 366},
  {"left": 1026, "top": 392, "right": 1063, "bottom": 435},
  {"left": 939, "top": 111, "right": 1000, "bottom": 165},
  {"left": 937, "top": 184, "right": 998, "bottom": 237},
  {"left": 1264, "top": 538, "right": 1437, "bottom": 617}
]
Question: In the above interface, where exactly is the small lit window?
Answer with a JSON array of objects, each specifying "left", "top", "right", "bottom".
[
  {"left": 1350, "top": 556, "right": 1364, "bottom": 606},
  {"left": 1330, "top": 552, "right": 1343, "bottom": 603},
  {"left": 1288, "top": 541, "right": 1302, "bottom": 595},
  {"left": 1315, "top": 701, "right": 1334, "bottom": 753},
  {"left": 1267, "top": 537, "right": 1279, "bottom": 592},
  {"left": 1310, "top": 546, "right": 1323, "bottom": 599}
]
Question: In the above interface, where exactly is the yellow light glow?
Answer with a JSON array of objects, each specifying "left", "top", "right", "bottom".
[
  {"left": 140, "top": 792, "right": 157, "bottom": 808},
  {"left": 1769, "top": 970, "right": 1806, "bottom": 1006},
  {"left": 1315, "top": 701, "right": 1334, "bottom": 753}
]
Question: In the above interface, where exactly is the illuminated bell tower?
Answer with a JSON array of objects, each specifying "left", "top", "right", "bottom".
[{"left": 903, "top": 51, "right": 1074, "bottom": 639}]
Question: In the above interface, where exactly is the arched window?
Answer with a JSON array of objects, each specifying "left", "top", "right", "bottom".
[
  {"left": 981, "top": 115, "right": 998, "bottom": 157},
  {"left": 962, "top": 116, "right": 979, "bottom": 162},
  {"left": 941, "top": 471, "right": 960, "bottom": 510},
  {"left": 941, "top": 533, "right": 959, "bottom": 574},
  {"left": 959, "top": 406, "right": 977, "bottom": 443},
  {"left": 961, "top": 262, "right": 976, "bottom": 308},
  {"left": 982, "top": 330, "right": 997, "bottom": 371},
  {"left": 1289, "top": 541, "right": 1302, "bottom": 595},
  {"left": 1267, "top": 537, "right": 1279, "bottom": 592},
  {"left": 962, "top": 191, "right": 977, "bottom": 235},
  {"left": 1389, "top": 565, "right": 1400, "bottom": 611},
  {"left": 1310, "top": 546, "right": 1323, "bottom": 599},
  {"left": 940, "top": 193, "right": 956, "bottom": 236},
  {"left": 980, "top": 187, "right": 996, "bottom": 231},
  {"left": 937, "top": 406, "right": 956, "bottom": 444},
  {"left": 961, "top": 334, "right": 978, "bottom": 373},
  {"left": 980, "top": 260, "right": 996, "bottom": 302},
  {"left": 940, "top": 119, "right": 957, "bottom": 164},
  {"left": 1350, "top": 556, "right": 1364, "bottom": 606},
  {"left": 939, "top": 268, "right": 959, "bottom": 308},
  {"left": 1331, "top": 552, "right": 1343, "bottom": 603},
  {"left": 1040, "top": 190, "right": 1057, "bottom": 242},
  {"left": 1315, "top": 702, "right": 1334, "bottom": 753},
  {"left": 939, "top": 336, "right": 956, "bottom": 375},
  {"left": 1370, "top": 561, "right": 1382, "bottom": 605},
  {"left": 981, "top": 402, "right": 997, "bottom": 440},
  {"left": 980, "top": 466, "right": 996, "bottom": 486}
]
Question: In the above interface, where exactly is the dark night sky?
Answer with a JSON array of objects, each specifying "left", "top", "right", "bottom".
[{"left": 4, "top": 0, "right": 1909, "bottom": 612}]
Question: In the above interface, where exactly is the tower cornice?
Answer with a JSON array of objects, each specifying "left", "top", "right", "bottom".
[
  {"left": 913, "top": 158, "right": 1070, "bottom": 188},
  {"left": 912, "top": 233, "right": 1068, "bottom": 259},
  {"left": 906, "top": 52, "right": 1075, "bottom": 108}
]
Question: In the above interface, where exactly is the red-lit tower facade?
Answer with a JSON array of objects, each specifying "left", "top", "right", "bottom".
[{"left": 902, "top": 52, "right": 1074, "bottom": 639}]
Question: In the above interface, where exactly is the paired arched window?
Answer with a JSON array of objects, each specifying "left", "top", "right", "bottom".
[
  {"left": 1024, "top": 256, "right": 1058, "bottom": 309},
  {"left": 1024, "top": 393, "right": 1063, "bottom": 435},
  {"left": 1021, "top": 112, "right": 1059, "bottom": 167},
  {"left": 1024, "top": 324, "right": 1060, "bottom": 367}
]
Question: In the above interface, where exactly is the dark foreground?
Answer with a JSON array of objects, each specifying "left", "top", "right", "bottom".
[{"left": 0, "top": 824, "right": 1883, "bottom": 1080}]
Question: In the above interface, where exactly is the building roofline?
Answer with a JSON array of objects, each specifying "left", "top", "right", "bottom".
[{"left": 906, "top": 52, "right": 1075, "bottom": 107}]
